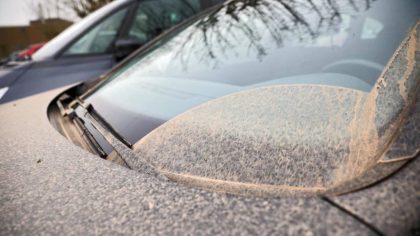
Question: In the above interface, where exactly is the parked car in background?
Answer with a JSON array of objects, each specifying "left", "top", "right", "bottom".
[
  {"left": 0, "top": 43, "right": 46, "bottom": 66},
  {"left": 16, "top": 43, "right": 46, "bottom": 61},
  {"left": 0, "top": 0, "right": 223, "bottom": 103}
]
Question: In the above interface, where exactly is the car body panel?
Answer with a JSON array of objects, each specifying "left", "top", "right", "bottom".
[
  {"left": 0, "top": 89, "right": 375, "bottom": 235},
  {"left": 0, "top": 55, "right": 113, "bottom": 103},
  {"left": 0, "top": 63, "right": 33, "bottom": 89}
]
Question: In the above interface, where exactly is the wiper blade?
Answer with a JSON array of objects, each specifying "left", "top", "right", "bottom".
[
  {"left": 59, "top": 95, "right": 132, "bottom": 149},
  {"left": 78, "top": 102, "right": 158, "bottom": 176},
  {"left": 82, "top": 103, "right": 132, "bottom": 148},
  {"left": 57, "top": 94, "right": 107, "bottom": 158},
  {"left": 72, "top": 116, "right": 107, "bottom": 158},
  {"left": 58, "top": 95, "right": 160, "bottom": 177}
]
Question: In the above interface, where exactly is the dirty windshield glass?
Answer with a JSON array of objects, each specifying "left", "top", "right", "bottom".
[{"left": 83, "top": 0, "right": 420, "bottom": 146}]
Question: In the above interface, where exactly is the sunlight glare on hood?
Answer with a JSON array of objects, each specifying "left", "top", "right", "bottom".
[{"left": 0, "top": 87, "right": 9, "bottom": 100}]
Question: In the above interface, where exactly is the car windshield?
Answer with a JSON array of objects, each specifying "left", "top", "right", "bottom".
[{"left": 81, "top": 0, "right": 420, "bottom": 148}]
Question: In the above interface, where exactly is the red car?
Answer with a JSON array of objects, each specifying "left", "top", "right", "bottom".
[{"left": 17, "top": 43, "right": 45, "bottom": 60}]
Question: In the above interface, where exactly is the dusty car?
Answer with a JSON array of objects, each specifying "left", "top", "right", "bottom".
[
  {"left": 0, "top": 0, "right": 223, "bottom": 103},
  {"left": 1, "top": 0, "right": 419, "bottom": 235}
]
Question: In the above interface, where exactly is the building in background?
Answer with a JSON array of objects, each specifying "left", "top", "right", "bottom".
[{"left": 0, "top": 18, "right": 73, "bottom": 58}]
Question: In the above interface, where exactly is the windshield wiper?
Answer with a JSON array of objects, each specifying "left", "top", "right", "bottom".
[
  {"left": 56, "top": 94, "right": 107, "bottom": 158},
  {"left": 58, "top": 95, "right": 132, "bottom": 149},
  {"left": 81, "top": 103, "right": 132, "bottom": 148},
  {"left": 72, "top": 116, "right": 107, "bottom": 158},
  {"left": 57, "top": 94, "right": 159, "bottom": 176}
]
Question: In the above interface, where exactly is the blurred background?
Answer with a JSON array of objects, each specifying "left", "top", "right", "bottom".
[{"left": 0, "top": 0, "right": 113, "bottom": 59}]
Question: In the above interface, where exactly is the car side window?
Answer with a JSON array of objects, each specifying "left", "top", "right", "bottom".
[
  {"left": 127, "top": 0, "right": 201, "bottom": 44},
  {"left": 64, "top": 7, "right": 128, "bottom": 55}
]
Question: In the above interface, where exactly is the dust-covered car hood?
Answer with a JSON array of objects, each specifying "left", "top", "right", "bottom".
[
  {"left": 2, "top": 17, "right": 420, "bottom": 235},
  {"left": 1, "top": 20, "right": 420, "bottom": 236},
  {"left": 0, "top": 75, "right": 419, "bottom": 235}
]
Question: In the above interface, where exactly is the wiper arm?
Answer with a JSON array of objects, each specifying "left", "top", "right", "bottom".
[
  {"left": 56, "top": 95, "right": 107, "bottom": 158},
  {"left": 58, "top": 95, "right": 159, "bottom": 176},
  {"left": 81, "top": 103, "right": 132, "bottom": 148},
  {"left": 72, "top": 116, "right": 107, "bottom": 158},
  {"left": 59, "top": 95, "right": 132, "bottom": 149},
  {"left": 79, "top": 102, "right": 159, "bottom": 176}
]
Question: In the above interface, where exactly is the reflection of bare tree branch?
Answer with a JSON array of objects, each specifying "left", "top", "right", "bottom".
[
  {"left": 307, "top": 0, "right": 322, "bottom": 17},
  {"left": 365, "top": 0, "right": 371, "bottom": 10},
  {"left": 26, "top": 0, "right": 76, "bottom": 21},
  {"left": 168, "top": 0, "right": 376, "bottom": 70},
  {"left": 279, "top": 0, "right": 315, "bottom": 37},
  {"left": 123, "top": 0, "right": 375, "bottom": 76},
  {"left": 348, "top": 0, "right": 360, "bottom": 11},
  {"left": 65, "top": 0, "right": 114, "bottom": 18}
]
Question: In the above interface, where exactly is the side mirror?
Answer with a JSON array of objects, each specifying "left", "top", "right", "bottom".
[{"left": 114, "top": 39, "right": 144, "bottom": 61}]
